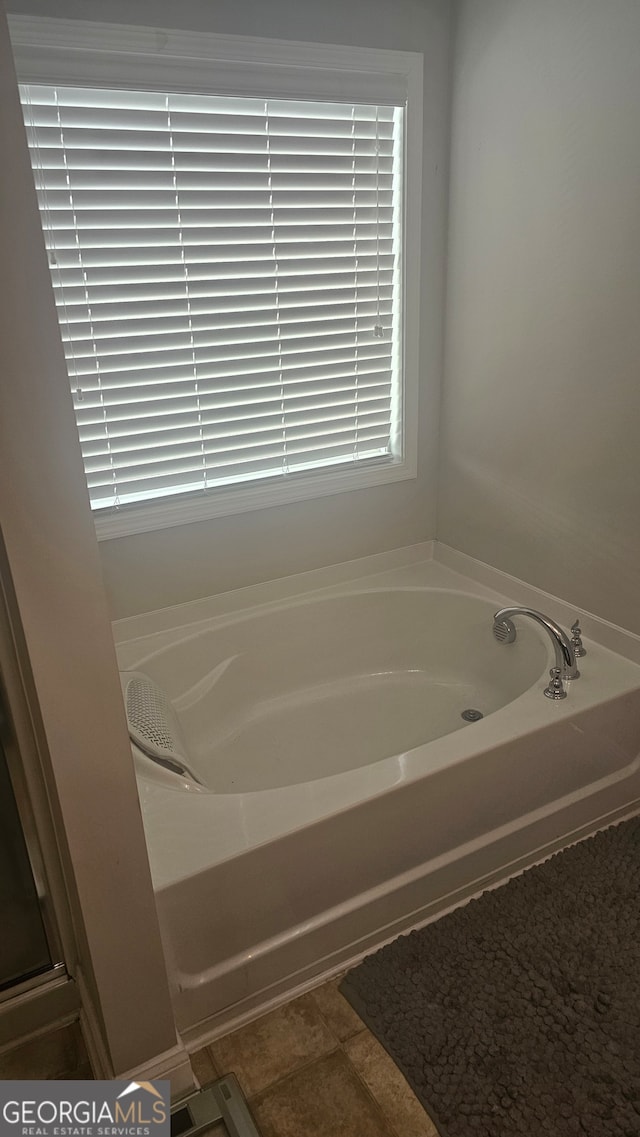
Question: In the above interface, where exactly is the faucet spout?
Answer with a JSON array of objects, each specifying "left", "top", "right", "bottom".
[{"left": 493, "top": 607, "right": 580, "bottom": 681}]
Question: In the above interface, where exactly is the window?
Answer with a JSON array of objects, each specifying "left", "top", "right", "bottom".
[{"left": 11, "top": 18, "right": 423, "bottom": 537}]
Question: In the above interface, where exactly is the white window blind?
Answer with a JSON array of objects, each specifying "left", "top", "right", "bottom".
[{"left": 20, "top": 83, "right": 403, "bottom": 515}]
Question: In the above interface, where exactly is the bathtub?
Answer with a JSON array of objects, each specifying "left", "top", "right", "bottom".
[{"left": 114, "top": 544, "right": 640, "bottom": 1045}]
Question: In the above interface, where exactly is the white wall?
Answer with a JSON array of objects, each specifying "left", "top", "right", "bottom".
[
  {"left": 439, "top": 0, "right": 640, "bottom": 634},
  {"left": 7, "top": 0, "right": 453, "bottom": 619},
  {"left": 0, "top": 3, "right": 180, "bottom": 1075}
]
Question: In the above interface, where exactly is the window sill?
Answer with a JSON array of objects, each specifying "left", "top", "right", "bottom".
[{"left": 94, "top": 456, "right": 416, "bottom": 540}]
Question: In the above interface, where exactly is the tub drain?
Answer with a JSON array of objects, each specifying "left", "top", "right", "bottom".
[{"left": 461, "top": 708, "right": 484, "bottom": 722}]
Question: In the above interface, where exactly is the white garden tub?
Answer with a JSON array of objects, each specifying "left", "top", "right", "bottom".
[{"left": 113, "top": 545, "right": 640, "bottom": 1044}]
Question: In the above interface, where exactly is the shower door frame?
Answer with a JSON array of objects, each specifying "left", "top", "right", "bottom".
[{"left": 0, "top": 537, "right": 80, "bottom": 1048}]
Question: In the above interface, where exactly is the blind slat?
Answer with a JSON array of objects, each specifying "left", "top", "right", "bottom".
[{"left": 22, "top": 81, "right": 402, "bottom": 510}]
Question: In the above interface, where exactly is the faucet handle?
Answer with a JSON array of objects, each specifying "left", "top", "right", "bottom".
[
  {"left": 544, "top": 667, "right": 567, "bottom": 700},
  {"left": 571, "top": 619, "right": 587, "bottom": 658}
]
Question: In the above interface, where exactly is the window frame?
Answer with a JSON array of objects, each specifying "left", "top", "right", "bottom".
[{"left": 10, "top": 16, "right": 423, "bottom": 540}]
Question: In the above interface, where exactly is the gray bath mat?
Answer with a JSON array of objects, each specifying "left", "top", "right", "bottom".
[{"left": 340, "top": 817, "right": 640, "bottom": 1137}]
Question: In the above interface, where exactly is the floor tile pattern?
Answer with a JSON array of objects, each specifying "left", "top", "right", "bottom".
[
  {"left": 209, "top": 993, "right": 336, "bottom": 1098},
  {"left": 1, "top": 977, "right": 439, "bottom": 1136},
  {"left": 251, "top": 1050, "right": 395, "bottom": 1137},
  {"left": 191, "top": 978, "right": 439, "bottom": 1137}
]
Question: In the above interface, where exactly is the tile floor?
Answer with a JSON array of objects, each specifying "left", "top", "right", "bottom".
[
  {"left": 0, "top": 979, "right": 440, "bottom": 1136},
  {"left": 191, "top": 978, "right": 440, "bottom": 1137}
]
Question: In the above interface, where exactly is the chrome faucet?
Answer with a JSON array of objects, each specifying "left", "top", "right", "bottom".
[{"left": 493, "top": 607, "right": 580, "bottom": 682}]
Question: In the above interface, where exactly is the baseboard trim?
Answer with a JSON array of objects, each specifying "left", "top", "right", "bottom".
[{"left": 122, "top": 1042, "right": 196, "bottom": 1100}]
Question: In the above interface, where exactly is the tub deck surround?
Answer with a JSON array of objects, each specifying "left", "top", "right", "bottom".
[{"left": 112, "top": 546, "right": 640, "bottom": 1042}]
